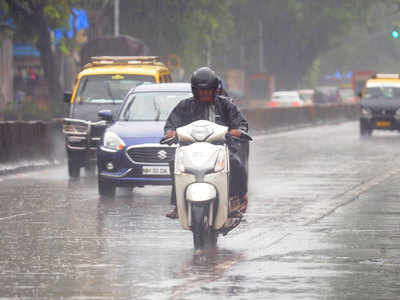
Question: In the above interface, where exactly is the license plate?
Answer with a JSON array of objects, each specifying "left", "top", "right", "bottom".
[
  {"left": 142, "top": 166, "right": 170, "bottom": 175},
  {"left": 376, "top": 121, "right": 391, "bottom": 127}
]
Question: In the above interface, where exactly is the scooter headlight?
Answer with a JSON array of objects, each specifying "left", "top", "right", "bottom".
[
  {"left": 214, "top": 149, "right": 226, "bottom": 172},
  {"left": 103, "top": 131, "right": 125, "bottom": 151},
  {"left": 175, "top": 149, "right": 185, "bottom": 174}
]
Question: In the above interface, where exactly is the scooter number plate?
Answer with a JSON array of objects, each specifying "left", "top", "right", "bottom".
[{"left": 142, "top": 166, "right": 170, "bottom": 175}]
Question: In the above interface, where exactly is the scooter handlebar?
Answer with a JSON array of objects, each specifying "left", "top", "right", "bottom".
[{"left": 227, "top": 131, "right": 253, "bottom": 143}]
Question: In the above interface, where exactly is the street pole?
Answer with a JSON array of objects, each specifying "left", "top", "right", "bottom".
[
  {"left": 258, "top": 19, "right": 265, "bottom": 73},
  {"left": 207, "top": 38, "right": 212, "bottom": 66},
  {"left": 114, "top": 0, "right": 119, "bottom": 37}
]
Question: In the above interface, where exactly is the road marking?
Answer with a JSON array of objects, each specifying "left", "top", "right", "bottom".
[
  {"left": 0, "top": 212, "right": 34, "bottom": 221},
  {"left": 305, "top": 165, "right": 400, "bottom": 226}
]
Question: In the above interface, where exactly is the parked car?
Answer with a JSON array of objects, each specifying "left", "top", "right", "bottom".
[
  {"left": 63, "top": 56, "right": 172, "bottom": 179},
  {"left": 97, "top": 83, "right": 192, "bottom": 197},
  {"left": 269, "top": 91, "right": 304, "bottom": 107},
  {"left": 313, "top": 86, "right": 339, "bottom": 104},
  {"left": 297, "top": 89, "right": 314, "bottom": 105},
  {"left": 337, "top": 84, "right": 357, "bottom": 103},
  {"left": 360, "top": 73, "right": 400, "bottom": 137}
]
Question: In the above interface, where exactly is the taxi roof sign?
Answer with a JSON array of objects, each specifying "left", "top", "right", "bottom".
[{"left": 84, "top": 56, "right": 164, "bottom": 69}]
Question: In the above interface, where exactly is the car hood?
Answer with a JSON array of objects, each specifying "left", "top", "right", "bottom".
[
  {"left": 70, "top": 103, "right": 121, "bottom": 122},
  {"left": 361, "top": 98, "right": 400, "bottom": 110},
  {"left": 107, "top": 121, "right": 166, "bottom": 145}
]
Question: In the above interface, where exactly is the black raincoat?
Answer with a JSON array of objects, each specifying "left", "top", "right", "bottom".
[
  {"left": 164, "top": 95, "right": 248, "bottom": 134},
  {"left": 165, "top": 95, "right": 249, "bottom": 202}
]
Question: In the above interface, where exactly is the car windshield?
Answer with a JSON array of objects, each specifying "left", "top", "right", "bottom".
[
  {"left": 119, "top": 91, "right": 192, "bottom": 121},
  {"left": 365, "top": 86, "right": 400, "bottom": 100},
  {"left": 75, "top": 74, "right": 156, "bottom": 104}
]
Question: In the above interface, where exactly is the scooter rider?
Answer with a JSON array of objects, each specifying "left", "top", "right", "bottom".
[{"left": 164, "top": 66, "right": 249, "bottom": 219}]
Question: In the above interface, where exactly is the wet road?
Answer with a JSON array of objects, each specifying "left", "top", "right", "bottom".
[{"left": 1, "top": 121, "right": 400, "bottom": 299}]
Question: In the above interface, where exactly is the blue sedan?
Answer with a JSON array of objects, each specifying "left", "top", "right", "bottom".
[{"left": 97, "top": 83, "right": 192, "bottom": 197}]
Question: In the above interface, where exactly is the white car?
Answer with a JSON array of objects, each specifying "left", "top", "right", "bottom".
[
  {"left": 298, "top": 89, "right": 314, "bottom": 105},
  {"left": 269, "top": 91, "right": 305, "bottom": 107}
]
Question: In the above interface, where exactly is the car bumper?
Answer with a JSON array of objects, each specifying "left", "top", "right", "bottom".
[
  {"left": 97, "top": 146, "right": 174, "bottom": 187},
  {"left": 360, "top": 117, "right": 400, "bottom": 130}
]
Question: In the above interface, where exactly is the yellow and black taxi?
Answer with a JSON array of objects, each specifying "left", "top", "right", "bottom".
[
  {"left": 360, "top": 73, "right": 400, "bottom": 137},
  {"left": 62, "top": 56, "right": 172, "bottom": 178}
]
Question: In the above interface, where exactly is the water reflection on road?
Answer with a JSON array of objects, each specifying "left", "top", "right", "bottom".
[{"left": 1, "top": 123, "right": 400, "bottom": 299}]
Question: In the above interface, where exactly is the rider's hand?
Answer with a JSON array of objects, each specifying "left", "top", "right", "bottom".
[
  {"left": 229, "top": 129, "right": 241, "bottom": 137},
  {"left": 166, "top": 130, "right": 177, "bottom": 138}
]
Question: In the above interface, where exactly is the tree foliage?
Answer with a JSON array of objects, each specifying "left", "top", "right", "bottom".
[
  {"left": 0, "top": 0, "right": 76, "bottom": 108},
  {"left": 118, "top": 0, "right": 378, "bottom": 88},
  {"left": 318, "top": 1, "right": 400, "bottom": 85},
  {"left": 2, "top": 0, "right": 387, "bottom": 101}
]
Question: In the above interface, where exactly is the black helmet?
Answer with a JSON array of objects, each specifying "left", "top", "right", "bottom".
[{"left": 191, "top": 67, "right": 220, "bottom": 99}]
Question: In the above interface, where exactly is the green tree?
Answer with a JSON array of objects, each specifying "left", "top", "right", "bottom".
[
  {"left": 118, "top": 0, "right": 377, "bottom": 88},
  {"left": 230, "top": 0, "right": 377, "bottom": 89},
  {"left": 0, "top": 0, "right": 74, "bottom": 110},
  {"left": 119, "top": 0, "right": 233, "bottom": 76}
]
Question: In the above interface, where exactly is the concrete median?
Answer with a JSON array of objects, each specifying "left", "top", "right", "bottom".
[{"left": 241, "top": 103, "right": 360, "bottom": 132}]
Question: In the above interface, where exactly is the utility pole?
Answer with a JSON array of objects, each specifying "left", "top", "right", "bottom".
[
  {"left": 114, "top": 0, "right": 119, "bottom": 36},
  {"left": 258, "top": 19, "right": 265, "bottom": 73},
  {"left": 207, "top": 38, "right": 212, "bottom": 66}
]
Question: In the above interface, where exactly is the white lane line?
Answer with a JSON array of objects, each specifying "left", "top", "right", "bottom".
[{"left": 0, "top": 212, "right": 37, "bottom": 221}]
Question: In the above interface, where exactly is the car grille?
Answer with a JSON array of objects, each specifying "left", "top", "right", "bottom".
[
  {"left": 371, "top": 108, "right": 395, "bottom": 117},
  {"left": 126, "top": 147, "right": 176, "bottom": 164}
]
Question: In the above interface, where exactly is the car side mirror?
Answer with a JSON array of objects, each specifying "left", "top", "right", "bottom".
[
  {"left": 98, "top": 109, "right": 113, "bottom": 121},
  {"left": 63, "top": 92, "right": 72, "bottom": 103}
]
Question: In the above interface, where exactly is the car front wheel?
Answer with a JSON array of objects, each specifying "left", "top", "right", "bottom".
[
  {"left": 360, "top": 120, "right": 372, "bottom": 137},
  {"left": 68, "top": 159, "right": 80, "bottom": 178},
  {"left": 98, "top": 178, "right": 116, "bottom": 198}
]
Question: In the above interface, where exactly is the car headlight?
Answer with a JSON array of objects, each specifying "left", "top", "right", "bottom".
[
  {"left": 361, "top": 107, "right": 372, "bottom": 119},
  {"left": 63, "top": 122, "right": 89, "bottom": 134},
  {"left": 395, "top": 108, "right": 400, "bottom": 120},
  {"left": 174, "top": 149, "right": 185, "bottom": 174},
  {"left": 214, "top": 149, "right": 226, "bottom": 172},
  {"left": 103, "top": 131, "right": 125, "bottom": 151}
]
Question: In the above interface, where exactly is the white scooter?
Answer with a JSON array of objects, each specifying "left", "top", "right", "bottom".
[{"left": 162, "top": 120, "right": 251, "bottom": 249}]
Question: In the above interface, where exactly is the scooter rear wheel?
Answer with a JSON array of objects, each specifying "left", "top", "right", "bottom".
[{"left": 191, "top": 204, "right": 218, "bottom": 249}]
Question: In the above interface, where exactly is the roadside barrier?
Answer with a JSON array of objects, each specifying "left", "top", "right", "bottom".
[
  {"left": 0, "top": 119, "right": 64, "bottom": 165},
  {"left": 0, "top": 104, "right": 360, "bottom": 169},
  {"left": 241, "top": 103, "right": 360, "bottom": 131}
]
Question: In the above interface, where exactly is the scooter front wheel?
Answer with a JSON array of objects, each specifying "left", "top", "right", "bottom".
[{"left": 191, "top": 204, "right": 218, "bottom": 249}]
